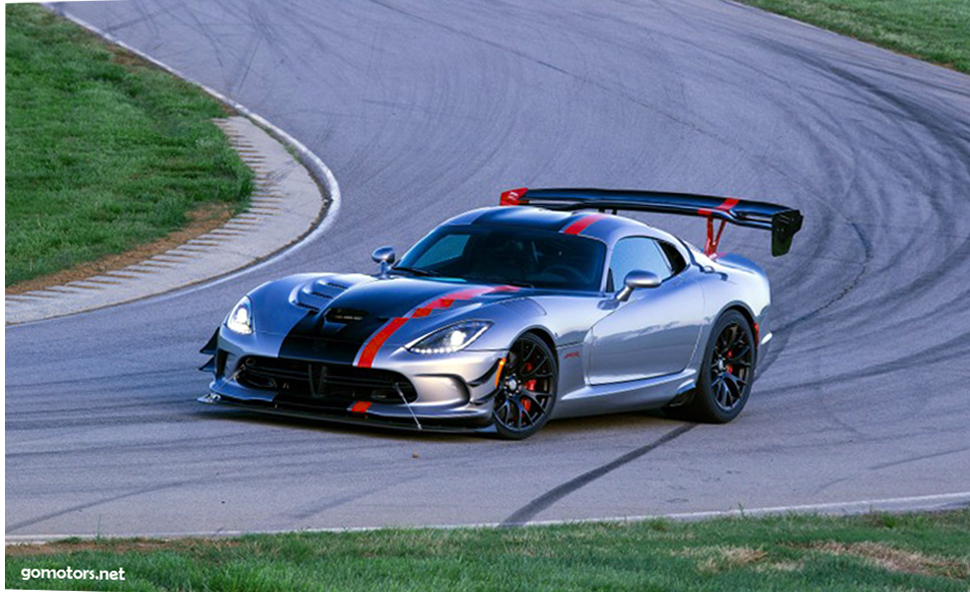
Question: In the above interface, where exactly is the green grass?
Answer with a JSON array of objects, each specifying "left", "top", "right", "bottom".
[
  {"left": 6, "top": 510, "right": 970, "bottom": 591},
  {"left": 735, "top": 0, "right": 970, "bottom": 74},
  {"left": 5, "top": 4, "right": 252, "bottom": 286}
]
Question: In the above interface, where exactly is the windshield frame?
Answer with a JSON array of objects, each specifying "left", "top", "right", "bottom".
[{"left": 397, "top": 224, "right": 608, "bottom": 292}]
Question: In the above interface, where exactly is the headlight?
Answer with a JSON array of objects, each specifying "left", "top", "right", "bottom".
[
  {"left": 226, "top": 296, "right": 254, "bottom": 335},
  {"left": 407, "top": 321, "right": 492, "bottom": 354}
]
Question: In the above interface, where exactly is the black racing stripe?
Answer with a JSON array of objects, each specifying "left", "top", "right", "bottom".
[
  {"left": 277, "top": 304, "right": 399, "bottom": 365},
  {"left": 276, "top": 277, "right": 495, "bottom": 366},
  {"left": 472, "top": 207, "right": 574, "bottom": 231},
  {"left": 278, "top": 334, "right": 372, "bottom": 365}
]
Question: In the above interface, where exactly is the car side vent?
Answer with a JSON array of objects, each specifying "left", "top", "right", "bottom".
[{"left": 325, "top": 308, "right": 368, "bottom": 323}]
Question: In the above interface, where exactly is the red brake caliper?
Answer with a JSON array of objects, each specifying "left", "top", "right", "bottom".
[{"left": 522, "top": 362, "right": 534, "bottom": 412}]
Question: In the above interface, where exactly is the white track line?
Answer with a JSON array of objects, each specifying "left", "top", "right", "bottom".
[{"left": 7, "top": 491, "right": 969, "bottom": 543}]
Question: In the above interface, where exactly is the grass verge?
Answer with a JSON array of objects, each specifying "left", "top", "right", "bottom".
[
  {"left": 734, "top": 0, "right": 970, "bottom": 74},
  {"left": 5, "top": 4, "right": 252, "bottom": 287},
  {"left": 6, "top": 510, "right": 970, "bottom": 591}
]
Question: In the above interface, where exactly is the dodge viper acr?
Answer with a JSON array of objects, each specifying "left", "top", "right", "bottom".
[{"left": 199, "top": 188, "right": 802, "bottom": 439}]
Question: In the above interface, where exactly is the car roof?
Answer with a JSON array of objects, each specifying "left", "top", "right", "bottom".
[{"left": 444, "top": 206, "right": 686, "bottom": 249}]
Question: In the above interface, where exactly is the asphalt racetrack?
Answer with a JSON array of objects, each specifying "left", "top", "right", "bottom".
[{"left": 6, "top": 0, "right": 970, "bottom": 539}]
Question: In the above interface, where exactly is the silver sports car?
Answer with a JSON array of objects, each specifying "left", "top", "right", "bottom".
[{"left": 199, "top": 188, "right": 802, "bottom": 439}]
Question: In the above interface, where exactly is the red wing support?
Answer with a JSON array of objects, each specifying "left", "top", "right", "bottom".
[
  {"left": 700, "top": 197, "right": 738, "bottom": 256},
  {"left": 705, "top": 217, "right": 727, "bottom": 257}
]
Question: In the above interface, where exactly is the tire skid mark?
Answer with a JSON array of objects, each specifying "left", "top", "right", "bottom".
[
  {"left": 870, "top": 446, "right": 970, "bottom": 471},
  {"left": 751, "top": 36, "right": 970, "bottom": 391},
  {"left": 501, "top": 424, "right": 695, "bottom": 526},
  {"left": 762, "top": 327, "right": 970, "bottom": 393},
  {"left": 6, "top": 479, "right": 195, "bottom": 534}
]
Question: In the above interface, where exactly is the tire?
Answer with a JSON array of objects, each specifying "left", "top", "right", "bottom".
[
  {"left": 492, "top": 333, "right": 558, "bottom": 440},
  {"left": 668, "top": 310, "right": 755, "bottom": 423}
]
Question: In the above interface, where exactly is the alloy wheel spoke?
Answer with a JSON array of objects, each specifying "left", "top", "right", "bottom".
[
  {"left": 520, "top": 342, "right": 537, "bottom": 369},
  {"left": 521, "top": 391, "right": 547, "bottom": 415},
  {"left": 521, "top": 358, "right": 549, "bottom": 378},
  {"left": 721, "top": 326, "right": 735, "bottom": 353},
  {"left": 727, "top": 344, "right": 750, "bottom": 361},
  {"left": 496, "top": 399, "right": 511, "bottom": 423},
  {"left": 723, "top": 373, "right": 742, "bottom": 402},
  {"left": 717, "top": 380, "right": 730, "bottom": 405},
  {"left": 516, "top": 399, "right": 535, "bottom": 427},
  {"left": 724, "top": 378, "right": 739, "bottom": 404},
  {"left": 506, "top": 397, "right": 520, "bottom": 428},
  {"left": 727, "top": 371, "right": 747, "bottom": 388}
]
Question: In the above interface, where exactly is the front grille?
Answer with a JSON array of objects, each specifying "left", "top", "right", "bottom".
[{"left": 236, "top": 356, "right": 417, "bottom": 404}]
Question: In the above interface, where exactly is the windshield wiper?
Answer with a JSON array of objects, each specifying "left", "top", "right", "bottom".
[
  {"left": 390, "top": 266, "right": 440, "bottom": 277},
  {"left": 464, "top": 276, "right": 534, "bottom": 288}
]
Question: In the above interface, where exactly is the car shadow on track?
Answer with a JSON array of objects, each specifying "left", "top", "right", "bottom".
[{"left": 196, "top": 406, "right": 684, "bottom": 443}]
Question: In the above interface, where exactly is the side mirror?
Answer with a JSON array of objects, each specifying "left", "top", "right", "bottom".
[
  {"left": 616, "top": 270, "right": 661, "bottom": 302},
  {"left": 372, "top": 246, "right": 396, "bottom": 278}
]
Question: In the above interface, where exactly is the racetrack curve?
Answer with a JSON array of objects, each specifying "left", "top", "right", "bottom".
[{"left": 6, "top": 0, "right": 970, "bottom": 538}]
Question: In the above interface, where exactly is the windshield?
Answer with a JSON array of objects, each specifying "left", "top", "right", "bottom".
[{"left": 397, "top": 224, "right": 606, "bottom": 291}]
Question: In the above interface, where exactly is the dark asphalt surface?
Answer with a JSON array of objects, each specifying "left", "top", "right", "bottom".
[{"left": 6, "top": 0, "right": 970, "bottom": 538}]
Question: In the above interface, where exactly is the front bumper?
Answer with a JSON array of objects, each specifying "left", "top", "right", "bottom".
[
  {"left": 202, "top": 328, "right": 505, "bottom": 431},
  {"left": 198, "top": 392, "right": 495, "bottom": 433}
]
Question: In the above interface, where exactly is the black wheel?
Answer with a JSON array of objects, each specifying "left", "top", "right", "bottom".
[
  {"left": 492, "top": 333, "right": 557, "bottom": 440},
  {"left": 669, "top": 310, "right": 755, "bottom": 423}
]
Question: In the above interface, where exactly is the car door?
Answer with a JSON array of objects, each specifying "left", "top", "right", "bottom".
[{"left": 587, "top": 237, "right": 704, "bottom": 385}]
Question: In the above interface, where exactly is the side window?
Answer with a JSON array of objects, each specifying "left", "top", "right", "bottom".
[
  {"left": 658, "top": 240, "right": 687, "bottom": 275},
  {"left": 608, "top": 237, "right": 673, "bottom": 291}
]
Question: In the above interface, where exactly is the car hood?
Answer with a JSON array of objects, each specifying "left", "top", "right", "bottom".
[{"left": 248, "top": 273, "right": 531, "bottom": 363}]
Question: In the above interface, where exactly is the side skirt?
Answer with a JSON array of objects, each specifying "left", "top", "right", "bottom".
[{"left": 553, "top": 369, "right": 697, "bottom": 419}]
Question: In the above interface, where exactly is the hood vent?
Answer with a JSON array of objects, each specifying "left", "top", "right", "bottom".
[
  {"left": 311, "top": 279, "right": 350, "bottom": 299},
  {"left": 325, "top": 308, "right": 368, "bottom": 324}
]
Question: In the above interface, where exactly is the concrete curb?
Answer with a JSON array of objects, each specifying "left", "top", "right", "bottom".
[
  {"left": 6, "top": 117, "right": 327, "bottom": 324},
  {"left": 5, "top": 7, "right": 343, "bottom": 325}
]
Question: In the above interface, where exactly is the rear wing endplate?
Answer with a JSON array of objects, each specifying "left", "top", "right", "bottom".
[{"left": 500, "top": 187, "right": 803, "bottom": 257}]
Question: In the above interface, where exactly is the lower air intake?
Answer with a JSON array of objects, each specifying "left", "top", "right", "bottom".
[{"left": 237, "top": 356, "right": 417, "bottom": 404}]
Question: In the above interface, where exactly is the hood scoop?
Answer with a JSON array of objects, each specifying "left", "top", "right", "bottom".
[
  {"left": 311, "top": 279, "right": 352, "bottom": 298},
  {"left": 292, "top": 279, "right": 355, "bottom": 312}
]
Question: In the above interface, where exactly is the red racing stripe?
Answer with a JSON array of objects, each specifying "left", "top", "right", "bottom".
[
  {"left": 411, "top": 287, "right": 489, "bottom": 317},
  {"left": 356, "top": 317, "right": 408, "bottom": 368},
  {"left": 354, "top": 285, "right": 521, "bottom": 367},
  {"left": 698, "top": 198, "right": 739, "bottom": 217},
  {"left": 562, "top": 214, "right": 607, "bottom": 235}
]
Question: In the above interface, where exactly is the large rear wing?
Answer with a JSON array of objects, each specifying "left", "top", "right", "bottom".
[{"left": 500, "top": 187, "right": 803, "bottom": 257}]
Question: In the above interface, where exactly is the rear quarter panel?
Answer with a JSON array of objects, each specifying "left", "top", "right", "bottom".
[{"left": 693, "top": 253, "right": 772, "bottom": 370}]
